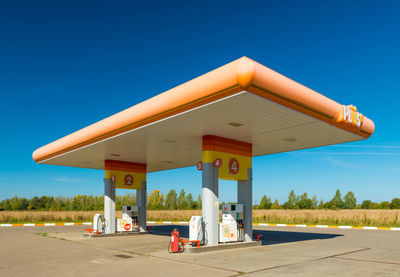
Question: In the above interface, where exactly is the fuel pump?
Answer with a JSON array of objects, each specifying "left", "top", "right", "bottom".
[
  {"left": 219, "top": 204, "right": 245, "bottom": 243},
  {"left": 93, "top": 214, "right": 104, "bottom": 234},
  {"left": 122, "top": 205, "right": 139, "bottom": 225},
  {"left": 189, "top": 216, "right": 206, "bottom": 245},
  {"left": 117, "top": 205, "right": 139, "bottom": 232}
]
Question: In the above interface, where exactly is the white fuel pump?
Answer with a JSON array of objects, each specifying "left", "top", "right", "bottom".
[
  {"left": 219, "top": 204, "right": 245, "bottom": 243},
  {"left": 117, "top": 205, "right": 139, "bottom": 232},
  {"left": 93, "top": 214, "right": 104, "bottom": 234},
  {"left": 189, "top": 216, "right": 206, "bottom": 244}
]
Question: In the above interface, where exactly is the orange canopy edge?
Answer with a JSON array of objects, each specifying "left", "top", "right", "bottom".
[{"left": 32, "top": 57, "right": 375, "bottom": 164}]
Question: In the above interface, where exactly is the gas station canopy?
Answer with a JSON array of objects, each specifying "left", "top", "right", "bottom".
[{"left": 32, "top": 57, "right": 374, "bottom": 172}]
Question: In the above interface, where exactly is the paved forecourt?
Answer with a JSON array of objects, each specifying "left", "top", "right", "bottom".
[{"left": 0, "top": 224, "right": 399, "bottom": 276}]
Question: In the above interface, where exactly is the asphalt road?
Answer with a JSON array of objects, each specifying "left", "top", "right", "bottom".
[{"left": 0, "top": 224, "right": 399, "bottom": 276}]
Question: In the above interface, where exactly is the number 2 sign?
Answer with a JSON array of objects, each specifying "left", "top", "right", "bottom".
[
  {"left": 228, "top": 158, "right": 239, "bottom": 175},
  {"left": 124, "top": 174, "right": 133, "bottom": 186}
]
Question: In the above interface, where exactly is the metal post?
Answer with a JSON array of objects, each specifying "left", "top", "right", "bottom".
[
  {"left": 238, "top": 168, "right": 252, "bottom": 242},
  {"left": 104, "top": 178, "right": 116, "bottom": 234},
  {"left": 202, "top": 162, "right": 219, "bottom": 245},
  {"left": 137, "top": 181, "right": 147, "bottom": 232}
]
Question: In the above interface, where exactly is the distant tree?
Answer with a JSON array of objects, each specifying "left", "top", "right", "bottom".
[
  {"left": 196, "top": 194, "right": 202, "bottom": 210},
  {"left": 148, "top": 190, "right": 164, "bottom": 210},
  {"left": 116, "top": 193, "right": 136, "bottom": 210},
  {"left": 283, "top": 190, "right": 298, "bottom": 209},
  {"left": 13, "top": 198, "right": 29, "bottom": 211},
  {"left": 73, "top": 195, "right": 82, "bottom": 211},
  {"left": 186, "top": 193, "right": 195, "bottom": 209},
  {"left": 298, "top": 193, "right": 313, "bottom": 209},
  {"left": 370, "top": 202, "right": 379, "bottom": 209},
  {"left": 271, "top": 199, "right": 280, "bottom": 209},
  {"left": 259, "top": 195, "right": 272, "bottom": 209},
  {"left": 165, "top": 189, "right": 177, "bottom": 210},
  {"left": 41, "top": 196, "right": 54, "bottom": 210},
  {"left": 390, "top": 198, "right": 400, "bottom": 209},
  {"left": 326, "top": 190, "right": 344, "bottom": 209},
  {"left": 30, "top": 196, "right": 42, "bottom": 210},
  {"left": 380, "top": 201, "right": 390, "bottom": 209},
  {"left": 344, "top": 191, "right": 356, "bottom": 209},
  {"left": 0, "top": 199, "right": 11, "bottom": 210},
  {"left": 361, "top": 200, "right": 373, "bottom": 209},
  {"left": 311, "top": 195, "right": 318, "bottom": 209},
  {"left": 177, "top": 189, "right": 188, "bottom": 210}
]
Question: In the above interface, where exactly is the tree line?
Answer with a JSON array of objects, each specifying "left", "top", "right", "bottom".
[
  {"left": 256, "top": 190, "right": 400, "bottom": 210},
  {"left": 0, "top": 189, "right": 399, "bottom": 211},
  {"left": 0, "top": 189, "right": 201, "bottom": 211}
]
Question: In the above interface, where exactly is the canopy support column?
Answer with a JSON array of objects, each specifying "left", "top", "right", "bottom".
[
  {"left": 137, "top": 181, "right": 147, "bottom": 232},
  {"left": 238, "top": 168, "right": 252, "bottom": 242},
  {"left": 202, "top": 162, "right": 219, "bottom": 246},
  {"left": 104, "top": 178, "right": 116, "bottom": 234}
]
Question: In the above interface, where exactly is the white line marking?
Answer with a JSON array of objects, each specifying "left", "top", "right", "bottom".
[
  {"left": 339, "top": 226, "right": 352, "bottom": 229},
  {"left": 64, "top": 223, "right": 74, "bottom": 226},
  {"left": 147, "top": 221, "right": 155, "bottom": 224},
  {"left": 259, "top": 223, "right": 269, "bottom": 226},
  {"left": 0, "top": 224, "right": 12, "bottom": 227},
  {"left": 391, "top": 227, "right": 400, "bottom": 231},
  {"left": 23, "top": 224, "right": 35, "bottom": 227},
  {"left": 295, "top": 224, "right": 307, "bottom": 227},
  {"left": 316, "top": 225, "right": 328, "bottom": 228},
  {"left": 45, "top": 223, "right": 55, "bottom": 226},
  {"left": 178, "top": 222, "right": 188, "bottom": 224},
  {"left": 363, "top": 226, "right": 378, "bottom": 230},
  {"left": 163, "top": 221, "right": 172, "bottom": 224},
  {"left": 277, "top": 224, "right": 287, "bottom": 227},
  {"left": 83, "top": 222, "right": 92, "bottom": 225}
]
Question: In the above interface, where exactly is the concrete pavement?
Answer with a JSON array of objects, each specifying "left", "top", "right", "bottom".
[{"left": 0, "top": 224, "right": 399, "bottom": 276}]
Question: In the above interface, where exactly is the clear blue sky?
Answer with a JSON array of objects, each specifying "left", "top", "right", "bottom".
[{"left": 1, "top": 0, "right": 399, "bottom": 204}]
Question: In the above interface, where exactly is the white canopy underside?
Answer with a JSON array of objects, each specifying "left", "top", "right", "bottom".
[{"left": 39, "top": 91, "right": 363, "bottom": 172}]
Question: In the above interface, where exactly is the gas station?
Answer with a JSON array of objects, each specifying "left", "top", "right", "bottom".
[{"left": 32, "top": 57, "right": 374, "bottom": 251}]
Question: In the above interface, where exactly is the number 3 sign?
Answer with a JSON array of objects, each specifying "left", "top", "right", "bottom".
[
  {"left": 228, "top": 158, "right": 239, "bottom": 175},
  {"left": 124, "top": 174, "right": 133, "bottom": 186}
]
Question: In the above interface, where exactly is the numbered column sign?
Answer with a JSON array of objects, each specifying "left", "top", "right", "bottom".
[
  {"left": 197, "top": 161, "right": 203, "bottom": 171},
  {"left": 214, "top": 158, "right": 222, "bottom": 168},
  {"left": 228, "top": 158, "right": 239, "bottom": 175},
  {"left": 124, "top": 174, "right": 133, "bottom": 186}
]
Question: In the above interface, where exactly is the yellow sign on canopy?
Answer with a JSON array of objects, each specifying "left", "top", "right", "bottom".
[
  {"left": 202, "top": 135, "right": 252, "bottom": 181},
  {"left": 104, "top": 160, "right": 146, "bottom": 190}
]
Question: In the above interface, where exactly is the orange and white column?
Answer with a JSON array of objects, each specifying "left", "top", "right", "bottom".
[
  {"left": 201, "top": 135, "right": 252, "bottom": 245},
  {"left": 104, "top": 160, "right": 147, "bottom": 233}
]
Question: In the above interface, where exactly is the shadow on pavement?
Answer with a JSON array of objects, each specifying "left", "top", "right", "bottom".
[
  {"left": 147, "top": 225, "right": 343, "bottom": 246},
  {"left": 252, "top": 229, "right": 343, "bottom": 245},
  {"left": 148, "top": 225, "right": 189, "bottom": 238}
]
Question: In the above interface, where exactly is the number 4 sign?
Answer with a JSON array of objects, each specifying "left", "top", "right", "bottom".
[{"left": 228, "top": 158, "right": 239, "bottom": 175}]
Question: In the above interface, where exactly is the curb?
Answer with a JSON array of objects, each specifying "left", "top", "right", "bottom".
[
  {"left": 1, "top": 221, "right": 399, "bottom": 231},
  {"left": 0, "top": 222, "right": 92, "bottom": 227},
  {"left": 252, "top": 223, "right": 400, "bottom": 231}
]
